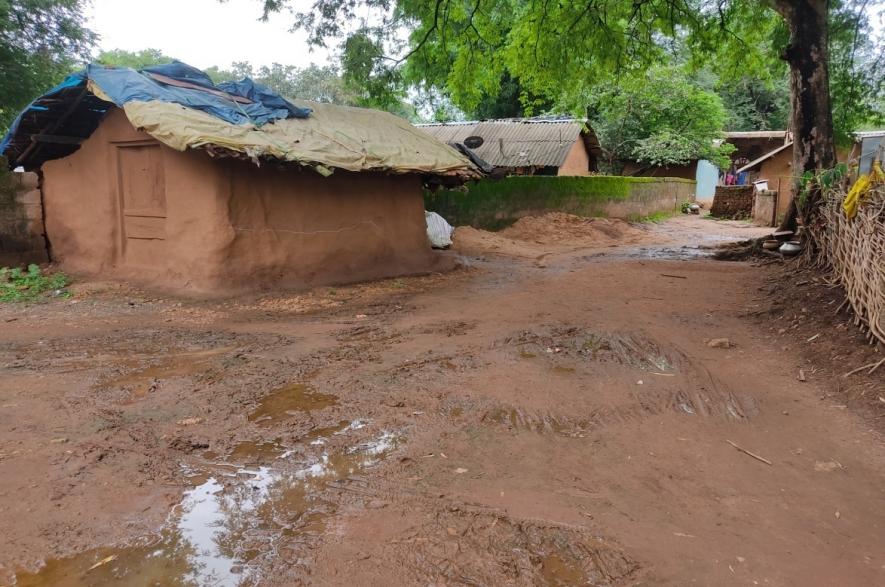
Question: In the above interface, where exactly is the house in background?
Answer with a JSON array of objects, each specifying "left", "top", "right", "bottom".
[
  {"left": 416, "top": 118, "right": 600, "bottom": 176},
  {"left": 0, "top": 62, "right": 478, "bottom": 294},
  {"left": 622, "top": 131, "right": 794, "bottom": 204},
  {"left": 849, "top": 130, "right": 885, "bottom": 174},
  {"left": 730, "top": 131, "right": 795, "bottom": 218}
]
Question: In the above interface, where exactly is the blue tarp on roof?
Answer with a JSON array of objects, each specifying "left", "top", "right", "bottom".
[
  {"left": 1, "top": 61, "right": 311, "bottom": 165},
  {"left": 90, "top": 61, "right": 311, "bottom": 125}
]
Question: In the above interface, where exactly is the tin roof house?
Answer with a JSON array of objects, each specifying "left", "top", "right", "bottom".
[{"left": 416, "top": 118, "right": 600, "bottom": 176}]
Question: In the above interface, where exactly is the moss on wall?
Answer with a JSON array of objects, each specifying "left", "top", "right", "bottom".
[{"left": 425, "top": 175, "right": 695, "bottom": 230}]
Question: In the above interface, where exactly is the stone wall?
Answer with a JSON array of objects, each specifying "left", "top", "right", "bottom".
[
  {"left": 753, "top": 190, "right": 777, "bottom": 227},
  {"left": 711, "top": 185, "right": 755, "bottom": 219},
  {"left": 425, "top": 176, "right": 696, "bottom": 230},
  {"left": 0, "top": 170, "right": 48, "bottom": 266}
]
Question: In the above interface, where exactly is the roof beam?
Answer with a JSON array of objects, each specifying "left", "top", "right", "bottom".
[
  {"left": 16, "top": 88, "right": 89, "bottom": 165},
  {"left": 31, "top": 134, "right": 84, "bottom": 145}
]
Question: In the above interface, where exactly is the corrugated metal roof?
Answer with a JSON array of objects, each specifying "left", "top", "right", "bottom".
[
  {"left": 725, "top": 131, "right": 789, "bottom": 139},
  {"left": 417, "top": 119, "right": 585, "bottom": 168},
  {"left": 855, "top": 130, "right": 885, "bottom": 139}
]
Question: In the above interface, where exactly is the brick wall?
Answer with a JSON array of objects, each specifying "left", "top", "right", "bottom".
[
  {"left": 0, "top": 171, "right": 48, "bottom": 266},
  {"left": 711, "top": 185, "right": 754, "bottom": 219}
]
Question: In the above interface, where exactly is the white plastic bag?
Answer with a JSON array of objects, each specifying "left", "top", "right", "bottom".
[{"left": 425, "top": 211, "right": 454, "bottom": 249}]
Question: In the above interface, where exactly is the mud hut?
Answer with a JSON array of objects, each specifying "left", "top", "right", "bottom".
[{"left": 0, "top": 62, "right": 478, "bottom": 294}]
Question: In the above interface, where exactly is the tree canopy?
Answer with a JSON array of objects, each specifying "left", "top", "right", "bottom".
[
  {"left": 0, "top": 0, "right": 94, "bottom": 131},
  {"left": 97, "top": 48, "right": 176, "bottom": 70},
  {"left": 258, "top": 0, "right": 882, "bottom": 140},
  {"left": 589, "top": 67, "right": 734, "bottom": 174}
]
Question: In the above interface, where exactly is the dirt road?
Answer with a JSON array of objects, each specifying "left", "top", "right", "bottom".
[{"left": 1, "top": 214, "right": 884, "bottom": 586}]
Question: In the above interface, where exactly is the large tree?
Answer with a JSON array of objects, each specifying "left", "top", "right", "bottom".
[
  {"left": 256, "top": 0, "right": 882, "bottom": 230},
  {"left": 0, "top": 0, "right": 94, "bottom": 132}
]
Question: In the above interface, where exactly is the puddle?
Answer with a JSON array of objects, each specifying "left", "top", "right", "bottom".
[
  {"left": 226, "top": 440, "right": 287, "bottom": 464},
  {"left": 249, "top": 383, "right": 338, "bottom": 427},
  {"left": 540, "top": 553, "right": 589, "bottom": 586},
  {"left": 15, "top": 429, "right": 399, "bottom": 587},
  {"left": 101, "top": 347, "right": 232, "bottom": 400},
  {"left": 578, "top": 245, "right": 712, "bottom": 263}
]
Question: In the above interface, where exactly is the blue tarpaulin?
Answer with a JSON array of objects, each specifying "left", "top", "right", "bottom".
[
  {"left": 1, "top": 61, "right": 311, "bottom": 163},
  {"left": 89, "top": 62, "right": 311, "bottom": 125}
]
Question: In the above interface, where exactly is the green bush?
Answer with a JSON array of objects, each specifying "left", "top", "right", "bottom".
[{"left": 0, "top": 264, "right": 69, "bottom": 303}]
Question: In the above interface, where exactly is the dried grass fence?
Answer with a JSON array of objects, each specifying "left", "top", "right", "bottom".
[{"left": 804, "top": 183, "right": 885, "bottom": 348}]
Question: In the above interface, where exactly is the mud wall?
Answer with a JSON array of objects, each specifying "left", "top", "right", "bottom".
[
  {"left": 711, "top": 185, "right": 755, "bottom": 219},
  {"left": 224, "top": 162, "right": 442, "bottom": 292},
  {"left": 753, "top": 190, "right": 777, "bottom": 227},
  {"left": 0, "top": 169, "right": 48, "bottom": 266},
  {"left": 41, "top": 108, "right": 442, "bottom": 294},
  {"left": 425, "top": 176, "right": 696, "bottom": 230},
  {"left": 556, "top": 141, "right": 591, "bottom": 176},
  {"left": 758, "top": 150, "right": 794, "bottom": 219}
]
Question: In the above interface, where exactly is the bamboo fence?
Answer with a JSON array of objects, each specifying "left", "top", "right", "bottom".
[{"left": 804, "top": 183, "right": 885, "bottom": 346}]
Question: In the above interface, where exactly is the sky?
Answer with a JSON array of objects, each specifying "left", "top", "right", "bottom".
[{"left": 85, "top": 0, "right": 331, "bottom": 70}]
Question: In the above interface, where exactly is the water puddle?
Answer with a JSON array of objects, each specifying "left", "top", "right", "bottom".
[
  {"left": 226, "top": 440, "right": 287, "bottom": 464},
  {"left": 248, "top": 383, "right": 338, "bottom": 427},
  {"left": 102, "top": 347, "right": 232, "bottom": 401},
  {"left": 578, "top": 245, "right": 712, "bottom": 264},
  {"left": 15, "top": 427, "right": 399, "bottom": 586},
  {"left": 540, "top": 553, "right": 589, "bottom": 586}
]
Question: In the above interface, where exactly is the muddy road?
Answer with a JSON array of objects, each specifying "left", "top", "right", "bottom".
[{"left": 1, "top": 215, "right": 884, "bottom": 586}]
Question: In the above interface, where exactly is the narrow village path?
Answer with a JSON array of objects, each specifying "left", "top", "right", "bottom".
[{"left": 1, "top": 214, "right": 883, "bottom": 586}]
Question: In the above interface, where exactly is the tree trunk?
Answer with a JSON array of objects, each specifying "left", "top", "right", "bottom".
[{"left": 772, "top": 0, "right": 836, "bottom": 233}]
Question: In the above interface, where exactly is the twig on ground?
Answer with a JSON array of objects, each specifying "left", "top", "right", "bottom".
[
  {"left": 843, "top": 362, "right": 878, "bottom": 377},
  {"left": 726, "top": 439, "right": 773, "bottom": 465},
  {"left": 660, "top": 274, "right": 688, "bottom": 279},
  {"left": 868, "top": 357, "right": 885, "bottom": 375}
]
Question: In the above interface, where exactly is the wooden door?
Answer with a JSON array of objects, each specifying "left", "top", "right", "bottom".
[{"left": 115, "top": 142, "right": 167, "bottom": 264}]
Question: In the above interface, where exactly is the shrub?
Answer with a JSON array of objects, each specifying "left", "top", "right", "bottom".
[{"left": 0, "top": 264, "right": 69, "bottom": 303}]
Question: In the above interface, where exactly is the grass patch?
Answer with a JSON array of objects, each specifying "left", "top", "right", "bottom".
[
  {"left": 0, "top": 264, "right": 70, "bottom": 303},
  {"left": 628, "top": 210, "right": 676, "bottom": 223}
]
